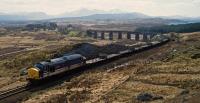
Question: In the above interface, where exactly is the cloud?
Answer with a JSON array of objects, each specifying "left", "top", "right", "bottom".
[{"left": 0, "top": 0, "right": 199, "bottom": 17}]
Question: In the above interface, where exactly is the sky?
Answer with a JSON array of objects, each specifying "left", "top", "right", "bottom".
[{"left": 0, "top": 0, "right": 199, "bottom": 17}]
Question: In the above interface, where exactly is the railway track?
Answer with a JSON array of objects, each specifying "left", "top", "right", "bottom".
[
  {"left": 0, "top": 39, "right": 170, "bottom": 102},
  {"left": 0, "top": 84, "right": 29, "bottom": 100}
]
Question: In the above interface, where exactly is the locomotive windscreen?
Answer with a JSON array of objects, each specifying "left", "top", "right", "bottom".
[{"left": 35, "top": 63, "right": 44, "bottom": 70}]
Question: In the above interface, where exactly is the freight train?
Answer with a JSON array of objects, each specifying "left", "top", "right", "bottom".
[{"left": 27, "top": 38, "right": 169, "bottom": 82}]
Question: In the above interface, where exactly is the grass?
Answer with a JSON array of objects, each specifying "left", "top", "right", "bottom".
[
  {"left": 0, "top": 44, "right": 73, "bottom": 77},
  {"left": 0, "top": 30, "right": 93, "bottom": 78},
  {"left": 21, "top": 32, "right": 200, "bottom": 103},
  {"left": 96, "top": 32, "right": 200, "bottom": 102},
  {"left": 0, "top": 28, "right": 110, "bottom": 91}
]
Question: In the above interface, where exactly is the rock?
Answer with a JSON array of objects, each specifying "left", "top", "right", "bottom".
[
  {"left": 153, "top": 95, "right": 164, "bottom": 100},
  {"left": 136, "top": 93, "right": 163, "bottom": 102},
  {"left": 180, "top": 89, "right": 190, "bottom": 95},
  {"left": 137, "top": 93, "right": 153, "bottom": 101},
  {"left": 191, "top": 53, "right": 200, "bottom": 59}
]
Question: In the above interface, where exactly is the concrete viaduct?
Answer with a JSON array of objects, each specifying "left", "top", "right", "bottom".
[{"left": 87, "top": 30, "right": 157, "bottom": 41}]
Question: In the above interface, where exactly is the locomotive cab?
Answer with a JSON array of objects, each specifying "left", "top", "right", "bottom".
[{"left": 27, "top": 63, "right": 45, "bottom": 80}]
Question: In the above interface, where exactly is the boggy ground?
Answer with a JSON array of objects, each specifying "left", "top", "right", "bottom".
[{"left": 22, "top": 32, "right": 200, "bottom": 103}]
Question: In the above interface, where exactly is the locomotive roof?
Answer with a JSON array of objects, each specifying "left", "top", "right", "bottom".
[
  {"left": 63, "top": 54, "right": 83, "bottom": 60},
  {"left": 39, "top": 61, "right": 49, "bottom": 65},
  {"left": 37, "top": 54, "right": 83, "bottom": 66},
  {"left": 51, "top": 57, "right": 65, "bottom": 63}
]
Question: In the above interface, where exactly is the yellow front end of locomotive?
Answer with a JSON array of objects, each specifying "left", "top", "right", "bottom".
[{"left": 28, "top": 68, "right": 40, "bottom": 80}]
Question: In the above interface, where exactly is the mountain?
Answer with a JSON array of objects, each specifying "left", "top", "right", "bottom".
[
  {"left": 52, "top": 12, "right": 151, "bottom": 22},
  {"left": 59, "top": 8, "right": 106, "bottom": 17},
  {"left": 79, "top": 13, "right": 150, "bottom": 20},
  {"left": 51, "top": 9, "right": 185, "bottom": 25},
  {"left": 17, "top": 12, "right": 50, "bottom": 20},
  {"left": 0, "top": 9, "right": 146, "bottom": 21},
  {"left": 0, "top": 12, "right": 50, "bottom": 21},
  {"left": 51, "top": 13, "right": 185, "bottom": 25},
  {"left": 160, "top": 15, "right": 200, "bottom": 24},
  {"left": 59, "top": 8, "right": 129, "bottom": 17},
  {"left": 0, "top": 9, "right": 197, "bottom": 25},
  {"left": 0, "top": 9, "right": 150, "bottom": 21}
]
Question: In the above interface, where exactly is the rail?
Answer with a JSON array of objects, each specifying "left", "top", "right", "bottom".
[{"left": 0, "top": 84, "right": 29, "bottom": 100}]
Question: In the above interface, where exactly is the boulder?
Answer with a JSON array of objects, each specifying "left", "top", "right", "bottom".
[{"left": 136, "top": 93, "right": 163, "bottom": 102}]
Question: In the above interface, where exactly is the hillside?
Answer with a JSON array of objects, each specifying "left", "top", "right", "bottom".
[
  {"left": 136, "top": 22, "right": 200, "bottom": 33},
  {"left": 21, "top": 32, "right": 200, "bottom": 103},
  {"left": 0, "top": 12, "right": 50, "bottom": 21},
  {"left": 0, "top": 10, "right": 187, "bottom": 26},
  {"left": 51, "top": 14, "right": 185, "bottom": 25}
]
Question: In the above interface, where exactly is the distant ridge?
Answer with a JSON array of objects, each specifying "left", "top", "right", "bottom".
[
  {"left": 0, "top": 8, "right": 199, "bottom": 24},
  {"left": 0, "top": 12, "right": 50, "bottom": 21},
  {"left": 79, "top": 13, "right": 150, "bottom": 20}
]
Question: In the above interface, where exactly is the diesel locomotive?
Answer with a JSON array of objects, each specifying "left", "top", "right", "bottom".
[{"left": 27, "top": 54, "right": 86, "bottom": 81}]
